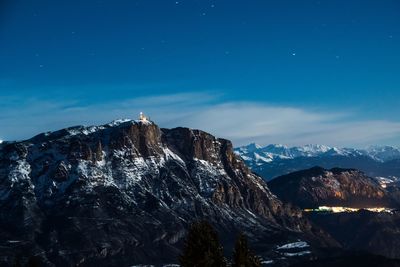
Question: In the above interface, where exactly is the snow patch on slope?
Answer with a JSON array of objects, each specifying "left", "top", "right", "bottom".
[
  {"left": 8, "top": 156, "right": 31, "bottom": 185},
  {"left": 277, "top": 241, "right": 309, "bottom": 250},
  {"left": 283, "top": 251, "right": 311, "bottom": 257}
]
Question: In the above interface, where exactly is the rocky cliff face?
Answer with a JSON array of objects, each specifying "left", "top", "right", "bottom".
[
  {"left": 0, "top": 120, "right": 333, "bottom": 266},
  {"left": 268, "top": 167, "right": 396, "bottom": 209}
]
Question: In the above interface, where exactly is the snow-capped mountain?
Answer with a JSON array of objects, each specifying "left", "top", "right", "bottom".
[
  {"left": 365, "top": 145, "right": 400, "bottom": 162},
  {"left": 236, "top": 143, "right": 400, "bottom": 164},
  {"left": 235, "top": 144, "right": 400, "bottom": 180},
  {"left": 235, "top": 144, "right": 362, "bottom": 167},
  {"left": 0, "top": 119, "right": 333, "bottom": 266}
]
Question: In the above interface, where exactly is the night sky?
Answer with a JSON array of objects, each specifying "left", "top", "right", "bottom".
[{"left": 0, "top": 0, "right": 399, "bottom": 146}]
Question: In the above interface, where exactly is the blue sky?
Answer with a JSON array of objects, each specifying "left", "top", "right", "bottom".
[{"left": 0, "top": 0, "right": 399, "bottom": 146}]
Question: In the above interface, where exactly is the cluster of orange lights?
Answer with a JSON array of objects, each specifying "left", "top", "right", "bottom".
[{"left": 304, "top": 206, "right": 393, "bottom": 213}]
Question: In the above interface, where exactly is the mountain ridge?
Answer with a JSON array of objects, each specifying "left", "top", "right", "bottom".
[
  {"left": 236, "top": 143, "right": 400, "bottom": 163},
  {"left": 267, "top": 166, "right": 397, "bottom": 209}
]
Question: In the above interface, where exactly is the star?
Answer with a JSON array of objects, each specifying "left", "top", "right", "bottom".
[
  {"left": 175, "top": 1, "right": 179, "bottom": 4},
  {"left": 39, "top": 64, "right": 44, "bottom": 68},
  {"left": 292, "top": 53, "right": 296, "bottom": 56}
]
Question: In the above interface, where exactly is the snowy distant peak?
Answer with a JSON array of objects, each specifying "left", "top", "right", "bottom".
[
  {"left": 297, "top": 144, "right": 331, "bottom": 153},
  {"left": 235, "top": 142, "right": 262, "bottom": 154},
  {"left": 365, "top": 145, "right": 400, "bottom": 162},
  {"left": 263, "top": 144, "right": 289, "bottom": 154},
  {"left": 235, "top": 143, "right": 341, "bottom": 164},
  {"left": 234, "top": 143, "right": 400, "bottom": 164},
  {"left": 324, "top": 147, "right": 354, "bottom": 156},
  {"left": 265, "top": 144, "right": 288, "bottom": 149},
  {"left": 262, "top": 144, "right": 336, "bottom": 157}
]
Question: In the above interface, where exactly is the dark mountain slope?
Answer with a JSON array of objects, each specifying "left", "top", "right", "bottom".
[
  {"left": 268, "top": 167, "right": 396, "bottom": 209},
  {"left": 307, "top": 210, "right": 400, "bottom": 259},
  {"left": 256, "top": 155, "right": 385, "bottom": 181},
  {"left": 290, "top": 251, "right": 400, "bottom": 267}
]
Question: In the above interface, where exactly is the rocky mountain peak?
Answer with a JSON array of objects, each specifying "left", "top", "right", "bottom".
[{"left": 0, "top": 119, "right": 334, "bottom": 266}]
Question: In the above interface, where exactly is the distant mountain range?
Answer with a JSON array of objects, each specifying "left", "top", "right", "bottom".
[{"left": 235, "top": 144, "right": 400, "bottom": 181}]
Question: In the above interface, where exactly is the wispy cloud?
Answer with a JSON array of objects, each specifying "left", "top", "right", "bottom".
[{"left": 0, "top": 92, "right": 400, "bottom": 147}]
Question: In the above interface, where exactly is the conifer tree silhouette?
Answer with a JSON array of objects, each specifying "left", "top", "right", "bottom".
[
  {"left": 232, "top": 233, "right": 262, "bottom": 267},
  {"left": 179, "top": 221, "right": 227, "bottom": 267}
]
